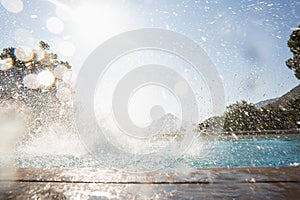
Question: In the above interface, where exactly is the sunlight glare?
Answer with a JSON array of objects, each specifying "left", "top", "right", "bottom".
[
  {"left": 1, "top": 0, "right": 23, "bottom": 13},
  {"left": 46, "top": 17, "right": 64, "bottom": 34},
  {"left": 37, "top": 70, "right": 55, "bottom": 87},
  {"left": 22, "top": 74, "right": 40, "bottom": 89},
  {"left": 68, "top": 2, "right": 134, "bottom": 45},
  {"left": 0, "top": 57, "right": 13, "bottom": 71},
  {"left": 14, "top": 47, "right": 34, "bottom": 62},
  {"left": 53, "top": 64, "right": 68, "bottom": 79},
  {"left": 33, "top": 49, "right": 45, "bottom": 61}
]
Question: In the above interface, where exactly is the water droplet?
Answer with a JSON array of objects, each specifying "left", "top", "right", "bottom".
[
  {"left": 53, "top": 64, "right": 68, "bottom": 79},
  {"left": 56, "top": 87, "right": 72, "bottom": 102},
  {"left": 248, "top": 177, "right": 256, "bottom": 183},
  {"left": 1, "top": 0, "right": 23, "bottom": 13},
  {"left": 46, "top": 17, "right": 64, "bottom": 34},
  {"left": 14, "top": 47, "right": 34, "bottom": 62},
  {"left": 31, "top": 14, "right": 38, "bottom": 19},
  {"left": 33, "top": 49, "right": 45, "bottom": 61},
  {"left": 231, "top": 133, "right": 239, "bottom": 140},
  {"left": 0, "top": 57, "right": 13, "bottom": 71},
  {"left": 22, "top": 74, "right": 40, "bottom": 89},
  {"left": 62, "top": 70, "right": 72, "bottom": 83},
  {"left": 37, "top": 70, "right": 55, "bottom": 87}
]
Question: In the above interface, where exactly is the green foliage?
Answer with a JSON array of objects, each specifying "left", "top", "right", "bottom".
[
  {"left": 0, "top": 41, "right": 73, "bottom": 135},
  {"left": 0, "top": 47, "right": 14, "bottom": 59},
  {"left": 258, "top": 105, "right": 295, "bottom": 130},
  {"left": 199, "top": 98, "right": 300, "bottom": 133},
  {"left": 223, "top": 100, "right": 299, "bottom": 132},
  {"left": 39, "top": 41, "right": 50, "bottom": 50},
  {"left": 198, "top": 116, "right": 224, "bottom": 133},
  {"left": 223, "top": 101, "right": 260, "bottom": 131},
  {"left": 0, "top": 41, "right": 70, "bottom": 99},
  {"left": 285, "top": 97, "right": 300, "bottom": 128},
  {"left": 286, "top": 24, "right": 300, "bottom": 79}
]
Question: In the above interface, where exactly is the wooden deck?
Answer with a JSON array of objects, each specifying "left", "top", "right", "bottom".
[{"left": 0, "top": 167, "right": 299, "bottom": 199}]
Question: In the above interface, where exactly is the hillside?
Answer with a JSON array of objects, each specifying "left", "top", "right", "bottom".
[
  {"left": 148, "top": 113, "right": 196, "bottom": 141},
  {"left": 148, "top": 113, "right": 182, "bottom": 134},
  {"left": 254, "top": 84, "right": 300, "bottom": 108},
  {"left": 255, "top": 97, "right": 278, "bottom": 108},
  {"left": 268, "top": 84, "right": 300, "bottom": 108}
]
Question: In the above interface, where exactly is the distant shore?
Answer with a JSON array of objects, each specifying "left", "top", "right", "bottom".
[
  {"left": 199, "top": 129, "right": 300, "bottom": 140},
  {"left": 150, "top": 130, "right": 300, "bottom": 141}
]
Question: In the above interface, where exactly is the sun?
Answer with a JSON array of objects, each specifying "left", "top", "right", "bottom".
[
  {"left": 45, "top": 0, "right": 141, "bottom": 61},
  {"left": 71, "top": 4, "right": 124, "bottom": 42},
  {"left": 49, "top": 0, "right": 138, "bottom": 47}
]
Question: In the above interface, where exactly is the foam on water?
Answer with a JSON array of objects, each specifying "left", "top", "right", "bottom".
[
  {"left": 2, "top": 128, "right": 300, "bottom": 170},
  {"left": 17, "top": 126, "right": 86, "bottom": 157}
]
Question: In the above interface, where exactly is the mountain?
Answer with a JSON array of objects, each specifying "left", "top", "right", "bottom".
[
  {"left": 269, "top": 84, "right": 300, "bottom": 108},
  {"left": 148, "top": 113, "right": 182, "bottom": 134},
  {"left": 255, "top": 97, "right": 278, "bottom": 108},
  {"left": 255, "top": 84, "right": 300, "bottom": 108},
  {"left": 148, "top": 113, "right": 193, "bottom": 141}
]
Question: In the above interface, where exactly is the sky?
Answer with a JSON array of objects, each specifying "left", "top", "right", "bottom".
[{"left": 0, "top": 0, "right": 300, "bottom": 124}]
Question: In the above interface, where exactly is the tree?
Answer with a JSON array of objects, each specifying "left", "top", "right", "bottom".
[
  {"left": 258, "top": 105, "right": 295, "bottom": 130},
  {"left": 221, "top": 100, "right": 298, "bottom": 132},
  {"left": 0, "top": 41, "right": 73, "bottom": 137},
  {"left": 197, "top": 116, "right": 224, "bottom": 133},
  {"left": 286, "top": 24, "right": 300, "bottom": 79},
  {"left": 223, "top": 100, "right": 260, "bottom": 131},
  {"left": 198, "top": 95, "right": 300, "bottom": 133},
  {"left": 285, "top": 97, "right": 300, "bottom": 128}
]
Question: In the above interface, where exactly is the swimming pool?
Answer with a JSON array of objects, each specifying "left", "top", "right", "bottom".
[
  {"left": 10, "top": 133, "right": 300, "bottom": 170},
  {"left": 189, "top": 134, "right": 300, "bottom": 168}
]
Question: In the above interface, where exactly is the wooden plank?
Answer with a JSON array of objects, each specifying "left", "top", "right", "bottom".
[
  {"left": 1, "top": 167, "right": 299, "bottom": 183},
  {"left": 0, "top": 182, "right": 299, "bottom": 199},
  {"left": 0, "top": 167, "right": 299, "bottom": 199}
]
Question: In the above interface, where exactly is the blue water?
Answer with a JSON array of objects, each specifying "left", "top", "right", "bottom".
[
  {"left": 188, "top": 135, "right": 300, "bottom": 168},
  {"left": 14, "top": 134, "right": 300, "bottom": 169}
]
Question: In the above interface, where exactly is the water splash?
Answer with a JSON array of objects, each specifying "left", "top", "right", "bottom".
[{"left": 17, "top": 126, "right": 86, "bottom": 157}]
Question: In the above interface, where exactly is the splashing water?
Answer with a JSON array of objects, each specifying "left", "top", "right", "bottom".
[
  {"left": 0, "top": 42, "right": 75, "bottom": 171},
  {"left": 0, "top": 0, "right": 300, "bottom": 174},
  {"left": 17, "top": 126, "right": 86, "bottom": 157}
]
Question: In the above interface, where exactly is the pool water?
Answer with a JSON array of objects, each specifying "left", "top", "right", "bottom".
[
  {"left": 11, "top": 134, "right": 300, "bottom": 170},
  {"left": 189, "top": 134, "right": 300, "bottom": 168}
]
